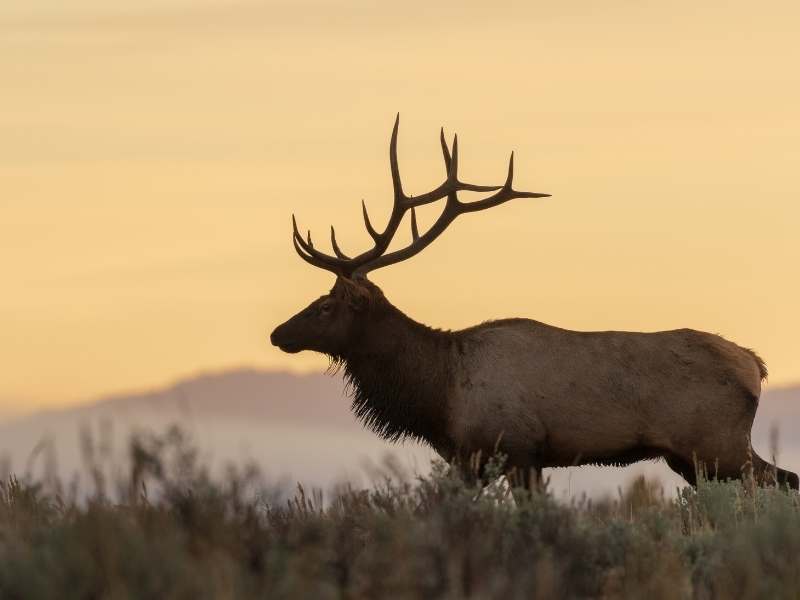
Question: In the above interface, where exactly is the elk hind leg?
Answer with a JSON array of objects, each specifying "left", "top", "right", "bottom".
[
  {"left": 691, "top": 444, "right": 799, "bottom": 490},
  {"left": 747, "top": 449, "right": 799, "bottom": 490}
]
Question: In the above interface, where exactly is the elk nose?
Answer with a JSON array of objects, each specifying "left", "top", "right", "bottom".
[{"left": 269, "top": 327, "right": 280, "bottom": 346}]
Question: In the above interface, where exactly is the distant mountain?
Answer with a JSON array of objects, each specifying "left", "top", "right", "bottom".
[
  {"left": 49, "top": 368, "right": 357, "bottom": 429},
  {"left": 0, "top": 369, "right": 436, "bottom": 490},
  {"left": 0, "top": 369, "right": 797, "bottom": 497}
]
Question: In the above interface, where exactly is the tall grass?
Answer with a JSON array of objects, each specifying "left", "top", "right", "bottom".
[{"left": 1, "top": 427, "right": 798, "bottom": 599}]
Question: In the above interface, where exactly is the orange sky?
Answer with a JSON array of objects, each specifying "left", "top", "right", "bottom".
[{"left": 2, "top": 0, "right": 799, "bottom": 417}]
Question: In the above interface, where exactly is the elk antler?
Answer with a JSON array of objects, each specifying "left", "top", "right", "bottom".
[{"left": 291, "top": 114, "right": 550, "bottom": 279}]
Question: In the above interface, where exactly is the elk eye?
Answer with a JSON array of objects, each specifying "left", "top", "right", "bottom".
[{"left": 319, "top": 301, "right": 333, "bottom": 314}]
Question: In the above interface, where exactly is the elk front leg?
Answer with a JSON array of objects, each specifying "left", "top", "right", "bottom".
[{"left": 505, "top": 464, "right": 542, "bottom": 493}]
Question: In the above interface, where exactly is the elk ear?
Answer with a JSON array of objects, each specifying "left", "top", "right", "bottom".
[
  {"left": 334, "top": 277, "right": 373, "bottom": 312},
  {"left": 348, "top": 288, "right": 371, "bottom": 312}
]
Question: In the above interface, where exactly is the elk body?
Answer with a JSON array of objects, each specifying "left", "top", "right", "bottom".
[{"left": 271, "top": 117, "right": 798, "bottom": 490}]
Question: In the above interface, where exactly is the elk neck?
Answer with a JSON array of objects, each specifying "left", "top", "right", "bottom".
[{"left": 336, "top": 300, "right": 454, "bottom": 450}]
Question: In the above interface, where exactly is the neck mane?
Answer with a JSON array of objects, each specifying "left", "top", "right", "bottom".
[{"left": 335, "top": 301, "right": 454, "bottom": 449}]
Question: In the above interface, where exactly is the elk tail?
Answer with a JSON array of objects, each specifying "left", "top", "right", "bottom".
[{"left": 744, "top": 347, "right": 768, "bottom": 382}]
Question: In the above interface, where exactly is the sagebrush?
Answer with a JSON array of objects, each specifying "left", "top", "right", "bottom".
[{"left": 1, "top": 427, "right": 798, "bottom": 599}]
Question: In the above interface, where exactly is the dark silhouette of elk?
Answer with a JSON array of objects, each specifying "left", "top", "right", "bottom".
[{"left": 271, "top": 115, "right": 798, "bottom": 491}]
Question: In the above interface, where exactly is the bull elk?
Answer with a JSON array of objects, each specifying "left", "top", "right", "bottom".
[{"left": 270, "top": 116, "right": 798, "bottom": 491}]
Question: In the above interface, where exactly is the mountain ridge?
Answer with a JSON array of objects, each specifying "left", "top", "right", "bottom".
[{"left": 1, "top": 367, "right": 356, "bottom": 430}]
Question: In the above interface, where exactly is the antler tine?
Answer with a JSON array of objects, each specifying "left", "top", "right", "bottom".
[
  {"left": 361, "top": 200, "right": 380, "bottom": 241},
  {"left": 292, "top": 214, "right": 349, "bottom": 274},
  {"left": 292, "top": 215, "right": 316, "bottom": 258},
  {"left": 439, "top": 128, "right": 451, "bottom": 171},
  {"left": 389, "top": 113, "right": 404, "bottom": 201},
  {"left": 293, "top": 231, "right": 340, "bottom": 272},
  {"left": 410, "top": 207, "right": 419, "bottom": 241},
  {"left": 330, "top": 226, "right": 350, "bottom": 260},
  {"left": 291, "top": 215, "right": 316, "bottom": 256},
  {"left": 291, "top": 214, "right": 305, "bottom": 247},
  {"left": 502, "top": 152, "right": 550, "bottom": 198},
  {"left": 449, "top": 133, "right": 458, "bottom": 182},
  {"left": 456, "top": 152, "right": 550, "bottom": 214}
]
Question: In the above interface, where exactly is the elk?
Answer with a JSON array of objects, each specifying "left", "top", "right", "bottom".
[{"left": 270, "top": 116, "right": 798, "bottom": 491}]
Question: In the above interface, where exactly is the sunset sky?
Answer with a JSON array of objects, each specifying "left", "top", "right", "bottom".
[{"left": 2, "top": 0, "right": 799, "bottom": 418}]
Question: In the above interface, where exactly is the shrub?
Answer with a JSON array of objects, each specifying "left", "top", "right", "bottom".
[{"left": 0, "top": 428, "right": 798, "bottom": 599}]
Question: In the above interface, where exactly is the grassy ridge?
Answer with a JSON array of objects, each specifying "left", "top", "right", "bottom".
[{"left": 1, "top": 428, "right": 799, "bottom": 599}]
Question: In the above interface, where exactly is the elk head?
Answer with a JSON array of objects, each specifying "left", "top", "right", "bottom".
[{"left": 270, "top": 115, "right": 550, "bottom": 358}]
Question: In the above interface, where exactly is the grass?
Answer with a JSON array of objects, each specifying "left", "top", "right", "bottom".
[{"left": 1, "top": 427, "right": 799, "bottom": 599}]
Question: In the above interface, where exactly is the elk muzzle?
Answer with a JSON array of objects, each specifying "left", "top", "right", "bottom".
[{"left": 270, "top": 321, "right": 304, "bottom": 353}]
